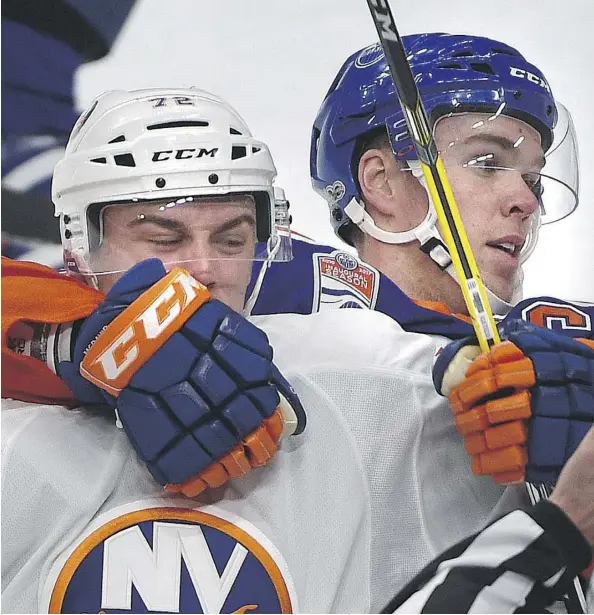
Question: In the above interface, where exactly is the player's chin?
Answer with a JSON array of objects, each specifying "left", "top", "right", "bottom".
[
  {"left": 212, "top": 286, "right": 245, "bottom": 313},
  {"left": 482, "top": 271, "right": 516, "bottom": 303},
  {"left": 481, "top": 249, "right": 521, "bottom": 301}
]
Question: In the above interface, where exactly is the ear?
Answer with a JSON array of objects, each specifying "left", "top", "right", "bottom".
[{"left": 358, "top": 148, "right": 399, "bottom": 216}]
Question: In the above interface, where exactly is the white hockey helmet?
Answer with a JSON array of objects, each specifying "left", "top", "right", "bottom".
[{"left": 52, "top": 87, "right": 291, "bottom": 278}]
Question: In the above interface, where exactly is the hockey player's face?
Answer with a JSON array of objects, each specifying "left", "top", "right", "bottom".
[
  {"left": 434, "top": 113, "right": 543, "bottom": 301},
  {"left": 94, "top": 195, "right": 257, "bottom": 311}
]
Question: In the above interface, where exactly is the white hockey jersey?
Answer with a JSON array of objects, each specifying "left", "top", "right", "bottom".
[
  {"left": 3, "top": 308, "right": 530, "bottom": 614},
  {"left": 256, "top": 309, "right": 529, "bottom": 613},
  {"left": 1, "top": 340, "right": 372, "bottom": 614}
]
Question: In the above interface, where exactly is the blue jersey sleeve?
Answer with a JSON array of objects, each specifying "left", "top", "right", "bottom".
[
  {"left": 245, "top": 236, "right": 474, "bottom": 338},
  {"left": 506, "top": 297, "right": 594, "bottom": 340},
  {"left": 246, "top": 239, "right": 594, "bottom": 345}
]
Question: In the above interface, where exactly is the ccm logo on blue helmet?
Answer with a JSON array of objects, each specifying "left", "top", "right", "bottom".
[
  {"left": 152, "top": 148, "right": 219, "bottom": 162},
  {"left": 509, "top": 67, "right": 551, "bottom": 91},
  {"left": 44, "top": 503, "right": 296, "bottom": 614}
]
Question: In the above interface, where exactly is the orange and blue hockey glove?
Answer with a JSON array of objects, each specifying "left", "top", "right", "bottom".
[
  {"left": 58, "top": 258, "right": 306, "bottom": 497},
  {"left": 433, "top": 319, "right": 594, "bottom": 485}
]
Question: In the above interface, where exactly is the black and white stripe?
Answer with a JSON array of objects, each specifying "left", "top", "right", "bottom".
[{"left": 383, "top": 501, "right": 591, "bottom": 614}]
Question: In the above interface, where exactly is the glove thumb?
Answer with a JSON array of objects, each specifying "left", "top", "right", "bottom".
[{"left": 433, "top": 337, "right": 482, "bottom": 396}]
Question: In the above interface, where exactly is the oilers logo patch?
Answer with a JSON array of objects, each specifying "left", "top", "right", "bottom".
[
  {"left": 42, "top": 501, "right": 297, "bottom": 614},
  {"left": 313, "top": 250, "right": 380, "bottom": 311}
]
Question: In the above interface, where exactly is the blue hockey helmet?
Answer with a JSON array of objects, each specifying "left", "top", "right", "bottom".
[{"left": 310, "top": 33, "right": 573, "bottom": 245}]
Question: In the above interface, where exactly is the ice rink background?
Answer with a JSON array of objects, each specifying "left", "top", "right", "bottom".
[{"left": 76, "top": 0, "right": 593, "bottom": 301}]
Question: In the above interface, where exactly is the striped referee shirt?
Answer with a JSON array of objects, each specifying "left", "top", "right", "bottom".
[{"left": 383, "top": 501, "right": 592, "bottom": 613}]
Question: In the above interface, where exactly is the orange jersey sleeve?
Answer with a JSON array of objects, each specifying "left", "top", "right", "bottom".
[{"left": 2, "top": 258, "right": 104, "bottom": 405}]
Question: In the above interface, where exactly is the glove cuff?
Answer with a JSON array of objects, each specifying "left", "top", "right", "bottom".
[{"left": 6, "top": 318, "right": 80, "bottom": 375}]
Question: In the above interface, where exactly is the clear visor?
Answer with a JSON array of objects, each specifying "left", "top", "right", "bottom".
[
  {"left": 390, "top": 101, "right": 579, "bottom": 226},
  {"left": 68, "top": 193, "right": 292, "bottom": 279}
]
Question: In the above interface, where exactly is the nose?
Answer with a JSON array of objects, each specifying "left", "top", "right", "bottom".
[
  {"left": 182, "top": 258, "right": 217, "bottom": 287},
  {"left": 165, "top": 242, "right": 217, "bottom": 287},
  {"left": 501, "top": 172, "right": 539, "bottom": 218}
]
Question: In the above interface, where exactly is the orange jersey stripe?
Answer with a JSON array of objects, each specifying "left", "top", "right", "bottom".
[
  {"left": 2, "top": 258, "right": 104, "bottom": 405},
  {"left": 413, "top": 298, "right": 473, "bottom": 324}
]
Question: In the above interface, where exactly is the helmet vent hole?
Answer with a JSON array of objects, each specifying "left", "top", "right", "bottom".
[
  {"left": 108, "top": 135, "right": 126, "bottom": 143},
  {"left": 147, "top": 120, "right": 209, "bottom": 130},
  {"left": 231, "top": 145, "right": 247, "bottom": 160},
  {"left": 438, "top": 63, "right": 463, "bottom": 69},
  {"left": 452, "top": 50, "right": 473, "bottom": 57},
  {"left": 470, "top": 62, "right": 496, "bottom": 76},
  {"left": 114, "top": 153, "right": 136, "bottom": 167},
  {"left": 252, "top": 146, "right": 261, "bottom": 154},
  {"left": 491, "top": 47, "right": 516, "bottom": 56},
  {"left": 230, "top": 127, "right": 243, "bottom": 135},
  {"left": 90, "top": 157, "right": 107, "bottom": 164}
]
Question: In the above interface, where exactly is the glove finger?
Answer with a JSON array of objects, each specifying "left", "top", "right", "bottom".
[
  {"left": 165, "top": 474, "right": 208, "bottom": 497},
  {"left": 242, "top": 423, "right": 279, "bottom": 467},
  {"left": 473, "top": 444, "right": 527, "bottom": 477},
  {"left": 463, "top": 341, "right": 526, "bottom": 379},
  {"left": 165, "top": 408, "right": 287, "bottom": 498},
  {"left": 485, "top": 419, "right": 528, "bottom": 450},
  {"left": 194, "top": 463, "right": 229, "bottom": 490},
  {"left": 452, "top": 369, "right": 499, "bottom": 410},
  {"left": 452, "top": 355, "right": 535, "bottom": 411},
  {"left": 164, "top": 447, "right": 251, "bottom": 498},
  {"left": 485, "top": 390, "right": 532, "bottom": 425},
  {"left": 455, "top": 391, "right": 531, "bottom": 435},
  {"left": 492, "top": 358, "right": 536, "bottom": 391},
  {"left": 463, "top": 418, "right": 527, "bottom": 454},
  {"left": 455, "top": 405, "right": 488, "bottom": 435},
  {"left": 220, "top": 444, "right": 253, "bottom": 478},
  {"left": 263, "top": 408, "right": 285, "bottom": 442}
]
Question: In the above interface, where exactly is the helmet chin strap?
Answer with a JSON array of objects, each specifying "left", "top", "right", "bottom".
[{"left": 345, "top": 161, "right": 535, "bottom": 317}]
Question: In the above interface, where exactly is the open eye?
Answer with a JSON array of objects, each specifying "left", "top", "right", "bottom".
[{"left": 463, "top": 152, "right": 499, "bottom": 170}]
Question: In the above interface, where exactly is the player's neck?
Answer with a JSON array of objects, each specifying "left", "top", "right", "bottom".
[{"left": 358, "top": 237, "right": 469, "bottom": 314}]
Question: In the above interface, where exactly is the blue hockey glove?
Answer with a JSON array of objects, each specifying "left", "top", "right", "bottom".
[
  {"left": 59, "top": 258, "right": 306, "bottom": 496},
  {"left": 433, "top": 318, "right": 594, "bottom": 484}
]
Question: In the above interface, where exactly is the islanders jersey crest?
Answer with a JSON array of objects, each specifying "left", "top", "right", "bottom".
[{"left": 42, "top": 500, "right": 297, "bottom": 614}]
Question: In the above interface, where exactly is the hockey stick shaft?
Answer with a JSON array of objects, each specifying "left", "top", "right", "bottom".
[{"left": 364, "top": 0, "right": 499, "bottom": 352}]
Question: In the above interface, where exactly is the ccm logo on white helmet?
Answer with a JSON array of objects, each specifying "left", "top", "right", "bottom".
[
  {"left": 152, "top": 148, "right": 219, "bottom": 162},
  {"left": 509, "top": 67, "right": 551, "bottom": 91}
]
